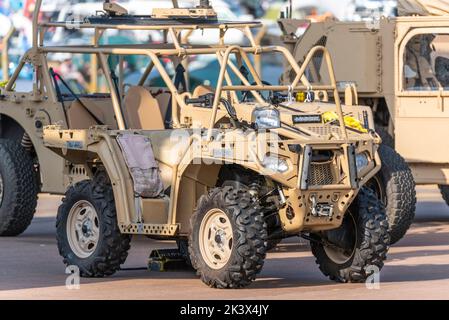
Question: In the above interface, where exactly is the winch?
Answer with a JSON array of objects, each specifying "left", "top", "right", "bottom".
[{"left": 310, "top": 195, "right": 334, "bottom": 218}]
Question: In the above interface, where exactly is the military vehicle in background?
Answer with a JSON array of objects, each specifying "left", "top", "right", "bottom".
[
  {"left": 0, "top": 0, "right": 389, "bottom": 288},
  {"left": 278, "top": 0, "right": 429, "bottom": 245},
  {"left": 279, "top": 1, "right": 430, "bottom": 243},
  {"left": 349, "top": 0, "right": 397, "bottom": 21}
]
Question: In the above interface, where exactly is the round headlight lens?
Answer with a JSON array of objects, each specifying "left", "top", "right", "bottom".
[
  {"left": 262, "top": 155, "right": 289, "bottom": 173},
  {"left": 355, "top": 153, "right": 369, "bottom": 174},
  {"left": 252, "top": 107, "right": 281, "bottom": 130}
]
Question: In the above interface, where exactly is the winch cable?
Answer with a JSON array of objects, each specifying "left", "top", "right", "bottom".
[{"left": 49, "top": 68, "right": 104, "bottom": 126}]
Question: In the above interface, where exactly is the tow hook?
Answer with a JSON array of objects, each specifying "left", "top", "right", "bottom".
[{"left": 310, "top": 195, "right": 334, "bottom": 218}]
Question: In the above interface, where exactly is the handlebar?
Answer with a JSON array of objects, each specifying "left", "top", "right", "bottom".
[
  {"left": 185, "top": 93, "right": 214, "bottom": 108},
  {"left": 185, "top": 93, "right": 238, "bottom": 124}
]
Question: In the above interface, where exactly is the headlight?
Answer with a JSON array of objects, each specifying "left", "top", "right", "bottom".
[
  {"left": 252, "top": 107, "right": 281, "bottom": 129},
  {"left": 355, "top": 153, "right": 369, "bottom": 174},
  {"left": 262, "top": 155, "right": 289, "bottom": 173}
]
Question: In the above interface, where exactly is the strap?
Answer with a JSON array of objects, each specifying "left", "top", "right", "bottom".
[
  {"left": 165, "top": 64, "right": 187, "bottom": 126},
  {"left": 49, "top": 68, "right": 105, "bottom": 126},
  {"left": 49, "top": 68, "right": 69, "bottom": 126},
  {"left": 174, "top": 63, "right": 187, "bottom": 92},
  {"left": 110, "top": 70, "right": 128, "bottom": 128}
]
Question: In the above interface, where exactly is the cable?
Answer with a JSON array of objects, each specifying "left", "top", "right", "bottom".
[
  {"left": 49, "top": 68, "right": 105, "bottom": 126},
  {"left": 119, "top": 267, "right": 148, "bottom": 271}
]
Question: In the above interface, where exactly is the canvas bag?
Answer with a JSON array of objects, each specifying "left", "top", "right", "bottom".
[{"left": 116, "top": 134, "right": 164, "bottom": 198}]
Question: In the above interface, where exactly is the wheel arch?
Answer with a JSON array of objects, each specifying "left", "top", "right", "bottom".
[
  {"left": 175, "top": 162, "right": 265, "bottom": 235},
  {"left": 0, "top": 113, "right": 42, "bottom": 187},
  {"left": 0, "top": 113, "right": 26, "bottom": 142}
]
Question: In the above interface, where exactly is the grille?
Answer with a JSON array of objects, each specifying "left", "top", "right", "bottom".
[
  {"left": 308, "top": 162, "right": 335, "bottom": 186},
  {"left": 70, "top": 165, "right": 87, "bottom": 176},
  {"left": 307, "top": 126, "right": 341, "bottom": 136}
]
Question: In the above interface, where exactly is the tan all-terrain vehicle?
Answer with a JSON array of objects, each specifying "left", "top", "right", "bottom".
[
  {"left": 278, "top": 1, "right": 449, "bottom": 245},
  {"left": 0, "top": 0, "right": 389, "bottom": 288}
]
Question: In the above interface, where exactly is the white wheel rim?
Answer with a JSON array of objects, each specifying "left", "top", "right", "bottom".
[
  {"left": 323, "top": 213, "right": 357, "bottom": 265},
  {"left": 199, "top": 209, "right": 233, "bottom": 270},
  {"left": 67, "top": 200, "right": 100, "bottom": 259}
]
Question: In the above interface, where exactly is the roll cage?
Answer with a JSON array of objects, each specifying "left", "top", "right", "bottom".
[{"left": 4, "top": 0, "right": 349, "bottom": 140}]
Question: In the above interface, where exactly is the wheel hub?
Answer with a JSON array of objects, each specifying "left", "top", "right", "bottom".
[
  {"left": 214, "top": 230, "right": 227, "bottom": 245},
  {"left": 199, "top": 209, "right": 233, "bottom": 270},
  {"left": 81, "top": 220, "right": 93, "bottom": 236},
  {"left": 67, "top": 200, "right": 100, "bottom": 259}
]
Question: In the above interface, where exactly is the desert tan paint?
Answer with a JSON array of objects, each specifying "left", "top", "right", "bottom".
[
  {"left": 398, "top": 0, "right": 449, "bottom": 15},
  {"left": 283, "top": 15, "right": 449, "bottom": 185},
  {"left": 2, "top": 0, "right": 381, "bottom": 237}
]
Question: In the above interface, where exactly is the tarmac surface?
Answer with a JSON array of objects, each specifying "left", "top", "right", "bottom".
[{"left": 1, "top": 186, "right": 449, "bottom": 300}]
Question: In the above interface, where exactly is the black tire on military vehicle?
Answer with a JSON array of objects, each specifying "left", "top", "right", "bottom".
[
  {"left": 217, "top": 166, "right": 281, "bottom": 252},
  {"left": 375, "top": 127, "right": 394, "bottom": 148},
  {"left": 438, "top": 185, "right": 449, "bottom": 206},
  {"left": 176, "top": 238, "right": 192, "bottom": 267},
  {"left": 266, "top": 239, "right": 282, "bottom": 251},
  {"left": 0, "top": 139, "right": 39, "bottom": 236},
  {"left": 188, "top": 186, "right": 267, "bottom": 288},
  {"left": 310, "top": 188, "right": 389, "bottom": 283},
  {"left": 56, "top": 180, "right": 131, "bottom": 277},
  {"left": 366, "top": 144, "right": 416, "bottom": 245}
]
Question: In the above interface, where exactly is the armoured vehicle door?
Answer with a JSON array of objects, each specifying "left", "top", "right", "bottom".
[{"left": 396, "top": 28, "right": 449, "bottom": 163}]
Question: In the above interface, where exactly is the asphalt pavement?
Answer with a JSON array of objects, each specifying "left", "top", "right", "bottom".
[{"left": 1, "top": 186, "right": 449, "bottom": 300}]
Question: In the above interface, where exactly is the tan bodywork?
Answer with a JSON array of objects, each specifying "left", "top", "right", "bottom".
[
  {"left": 398, "top": 0, "right": 449, "bottom": 16},
  {"left": 1, "top": 0, "right": 381, "bottom": 239},
  {"left": 281, "top": 15, "right": 449, "bottom": 185}
]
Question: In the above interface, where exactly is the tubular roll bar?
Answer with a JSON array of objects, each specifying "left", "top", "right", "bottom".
[
  {"left": 206, "top": 45, "right": 348, "bottom": 140},
  {"left": 33, "top": 0, "right": 42, "bottom": 49},
  {"left": 27, "top": 0, "right": 348, "bottom": 141},
  {"left": 1, "top": 25, "right": 15, "bottom": 81}
]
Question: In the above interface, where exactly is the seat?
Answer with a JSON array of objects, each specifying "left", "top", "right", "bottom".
[
  {"left": 154, "top": 92, "right": 171, "bottom": 123},
  {"left": 66, "top": 98, "right": 121, "bottom": 130},
  {"left": 192, "top": 85, "right": 214, "bottom": 98},
  {"left": 66, "top": 100, "right": 100, "bottom": 129},
  {"left": 123, "top": 86, "right": 165, "bottom": 130}
]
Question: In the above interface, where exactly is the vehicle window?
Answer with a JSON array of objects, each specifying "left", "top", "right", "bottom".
[{"left": 403, "top": 34, "right": 449, "bottom": 91}]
